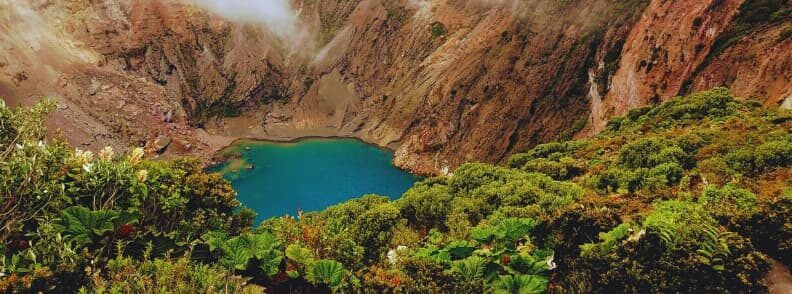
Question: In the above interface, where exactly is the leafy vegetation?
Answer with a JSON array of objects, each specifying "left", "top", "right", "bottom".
[
  {"left": 429, "top": 22, "right": 447, "bottom": 40},
  {"left": 1, "top": 87, "right": 790, "bottom": 292},
  {"left": 381, "top": 0, "right": 410, "bottom": 23},
  {"left": 0, "top": 99, "right": 254, "bottom": 292}
]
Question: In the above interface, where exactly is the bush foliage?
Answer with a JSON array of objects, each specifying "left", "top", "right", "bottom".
[{"left": 1, "top": 88, "right": 790, "bottom": 292}]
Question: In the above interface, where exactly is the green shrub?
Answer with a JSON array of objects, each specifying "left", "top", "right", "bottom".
[
  {"left": 429, "top": 22, "right": 447, "bottom": 39},
  {"left": 580, "top": 223, "right": 633, "bottom": 257},
  {"left": 642, "top": 200, "right": 714, "bottom": 247},
  {"left": 90, "top": 255, "right": 250, "bottom": 293},
  {"left": 725, "top": 147, "right": 757, "bottom": 174},
  {"left": 399, "top": 179, "right": 454, "bottom": 229},
  {"left": 726, "top": 139, "right": 792, "bottom": 174},
  {"left": 450, "top": 163, "right": 582, "bottom": 215},
  {"left": 606, "top": 88, "right": 738, "bottom": 132},
  {"left": 754, "top": 140, "right": 792, "bottom": 169},
  {"left": 578, "top": 200, "right": 769, "bottom": 292},
  {"left": 518, "top": 157, "right": 583, "bottom": 180},
  {"left": 351, "top": 202, "right": 401, "bottom": 262},
  {"left": 618, "top": 138, "right": 666, "bottom": 168},
  {"left": 645, "top": 162, "right": 685, "bottom": 190},
  {"left": 653, "top": 146, "right": 695, "bottom": 168},
  {"left": 508, "top": 141, "right": 587, "bottom": 168},
  {"left": 2, "top": 88, "right": 789, "bottom": 293},
  {"left": 700, "top": 184, "right": 758, "bottom": 216},
  {"left": 654, "top": 88, "right": 735, "bottom": 120}
]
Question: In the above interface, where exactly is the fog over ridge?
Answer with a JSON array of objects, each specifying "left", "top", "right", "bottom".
[{"left": 187, "top": 0, "right": 301, "bottom": 40}]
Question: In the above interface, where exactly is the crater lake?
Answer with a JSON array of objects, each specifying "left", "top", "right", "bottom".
[{"left": 209, "top": 138, "right": 421, "bottom": 223}]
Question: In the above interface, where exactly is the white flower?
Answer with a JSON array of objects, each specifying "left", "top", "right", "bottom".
[
  {"left": 128, "top": 147, "right": 144, "bottom": 166},
  {"left": 82, "top": 163, "right": 94, "bottom": 173},
  {"left": 387, "top": 245, "right": 409, "bottom": 264},
  {"left": 387, "top": 249, "right": 399, "bottom": 264},
  {"left": 15, "top": 143, "right": 23, "bottom": 150},
  {"left": 628, "top": 229, "right": 646, "bottom": 242},
  {"left": 546, "top": 255, "right": 557, "bottom": 270},
  {"left": 136, "top": 169, "right": 148, "bottom": 183},
  {"left": 73, "top": 149, "right": 94, "bottom": 164},
  {"left": 99, "top": 146, "right": 115, "bottom": 161},
  {"left": 38, "top": 140, "right": 45, "bottom": 149}
]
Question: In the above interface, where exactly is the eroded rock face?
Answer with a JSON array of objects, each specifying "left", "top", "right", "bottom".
[
  {"left": 1, "top": 0, "right": 789, "bottom": 174},
  {"left": 590, "top": 0, "right": 792, "bottom": 133}
]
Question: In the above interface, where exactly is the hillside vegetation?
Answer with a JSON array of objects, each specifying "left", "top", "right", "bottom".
[{"left": 1, "top": 88, "right": 790, "bottom": 292}]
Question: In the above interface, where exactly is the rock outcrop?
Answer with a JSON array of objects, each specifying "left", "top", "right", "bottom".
[
  {"left": 591, "top": 0, "right": 791, "bottom": 132},
  {"left": 1, "top": 0, "right": 789, "bottom": 174}
]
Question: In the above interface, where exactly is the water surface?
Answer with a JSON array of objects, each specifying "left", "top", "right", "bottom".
[{"left": 209, "top": 138, "right": 420, "bottom": 223}]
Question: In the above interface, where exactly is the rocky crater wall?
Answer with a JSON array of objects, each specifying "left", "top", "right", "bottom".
[{"left": 1, "top": 0, "right": 789, "bottom": 174}]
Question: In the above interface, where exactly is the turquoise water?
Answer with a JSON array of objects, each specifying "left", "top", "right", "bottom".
[{"left": 209, "top": 138, "right": 421, "bottom": 223}]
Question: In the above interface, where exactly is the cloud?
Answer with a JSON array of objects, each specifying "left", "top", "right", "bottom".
[
  {"left": 0, "top": 0, "right": 98, "bottom": 68},
  {"left": 187, "top": 0, "right": 301, "bottom": 39},
  {"left": 407, "top": 0, "right": 432, "bottom": 18}
]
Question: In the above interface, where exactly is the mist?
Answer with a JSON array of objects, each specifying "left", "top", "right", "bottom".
[
  {"left": 188, "top": 0, "right": 301, "bottom": 40},
  {"left": 0, "top": 0, "right": 98, "bottom": 72}
]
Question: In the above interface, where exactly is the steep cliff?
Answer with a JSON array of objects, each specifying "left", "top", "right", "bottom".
[
  {"left": 0, "top": 0, "right": 789, "bottom": 174},
  {"left": 590, "top": 0, "right": 791, "bottom": 132}
]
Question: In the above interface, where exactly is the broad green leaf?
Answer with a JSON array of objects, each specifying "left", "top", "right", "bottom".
[
  {"left": 243, "top": 232, "right": 281, "bottom": 259},
  {"left": 257, "top": 249, "right": 284, "bottom": 277},
  {"left": 431, "top": 250, "right": 452, "bottom": 265},
  {"left": 444, "top": 240, "right": 477, "bottom": 259},
  {"left": 491, "top": 274, "right": 548, "bottom": 294},
  {"left": 496, "top": 218, "right": 537, "bottom": 245},
  {"left": 286, "top": 270, "right": 300, "bottom": 278},
  {"left": 53, "top": 207, "right": 119, "bottom": 246},
  {"left": 452, "top": 256, "right": 487, "bottom": 282},
  {"left": 471, "top": 227, "right": 497, "bottom": 243},
  {"left": 113, "top": 211, "right": 139, "bottom": 227},
  {"left": 201, "top": 231, "right": 228, "bottom": 252},
  {"left": 285, "top": 244, "right": 314, "bottom": 266},
  {"left": 507, "top": 253, "right": 548, "bottom": 275},
  {"left": 307, "top": 259, "right": 345, "bottom": 288},
  {"left": 219, "top": 236, "right": 253, "bottom": 270}
]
